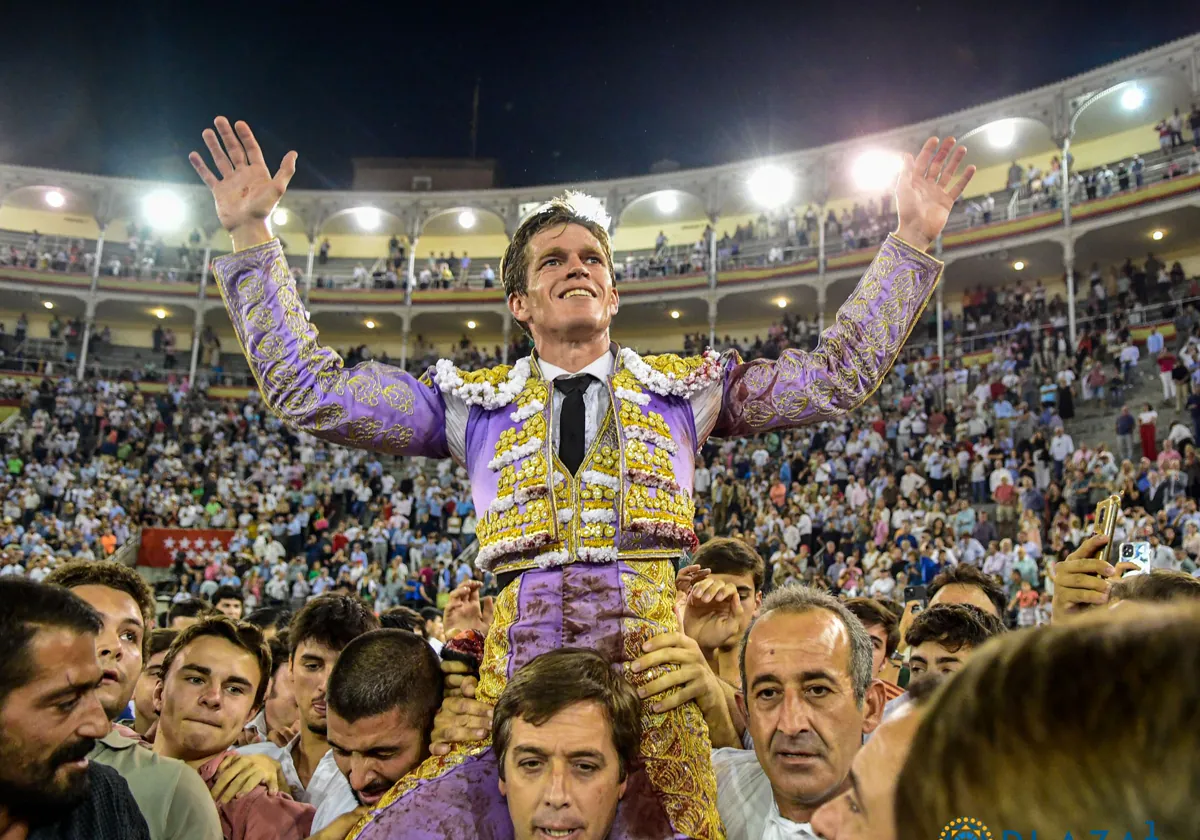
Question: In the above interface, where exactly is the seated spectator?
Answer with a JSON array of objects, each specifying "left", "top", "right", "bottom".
[
  {"left": 132, "top": 629, "right": 179, "bottom": 738},
  {"left": 894, "top": 604, "right": 1200, "bottom": 838},
  {"left": 313, "top": 629, "right": 443, "bottom": 831},
  {"left": 493, "top": 648, "right": 641, "bottom": 840},
  {"left": 151, "top": 617, "right": 314, "bottom": 839},
  {"left": 45, "top": 560, "right": 225, "bottom": 840},
  {"left": 714, "top": 584, "right": 884, "bottom": 838},
  {"left": 237, "top": 594, "right": 379, "bottom": 813},
  {"left": 904, "top": 603, "right": 1007, "bottom": 678},
  {"left": 0, "top": 578, "right": 152, "bottom": 839}
]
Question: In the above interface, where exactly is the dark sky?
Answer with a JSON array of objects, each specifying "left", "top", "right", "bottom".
[{"left": 3, "top": 1, "right": 1199, "bottom": 189}]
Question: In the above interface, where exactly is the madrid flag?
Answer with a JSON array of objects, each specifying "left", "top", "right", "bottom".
[{"left": 139, "top": 528, "right": 236, "bottom": 569}]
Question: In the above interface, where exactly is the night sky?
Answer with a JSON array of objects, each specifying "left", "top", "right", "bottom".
[{"left": 3, "top": 1, "right": 1199, "bottom": 189}]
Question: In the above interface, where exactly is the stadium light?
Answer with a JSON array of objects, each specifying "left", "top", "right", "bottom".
[
  {"left": 747, "top": 165, "right": 795, "bottom": 209},
  {"left": 271, "top": 208, "right": 289, "bottom": 226},
  {"left": 353, "top": 207, "right": 381, "bottom": 231},
  {"left": 466, "top": 320, "right": 477, "bottom": 330},
  {"left": 1013, "top": 260, "right": 1026, "bottom": 271},
  {"left": 775, "top": 297, "right": 788, "bottom": 309},
  {"left": 458, "top": 210, "right": 477, "bottom": 230},
  {"left": 986, "top": 120, "right": 1016, "bottom": 149},
  {"left": 153, "top": 308, "right": 167, "bottom": 319},
  {"left": 43, "top": 301, "right": 54, "bottom": 310},
  {"left": 655, "top": 192, "right": 679, "bottom": 214},
  {"left": 852, "top": 151, "right": 903, "bottom": 192},
  {"left": 1121, "top": 86, "right": 1146, "bottom": 111},
  {"left": 143, "top": 190, "right": 187, "bottom": 230},
  {"left": 669, "top": 310, "right": 681, "bottom": 319},
  {"left": 364, "top": 319, "right": 376, "bottom": 329},
  {"left": 1152, "top": 229, "right": 1165, "bottom": 241},
  {"left": 44, "top": 190, "right": 65, "bottom": 209}
]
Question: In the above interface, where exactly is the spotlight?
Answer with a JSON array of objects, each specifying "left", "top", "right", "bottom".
[
  {"left": 143, "top": 190, "right": 187, "bottom": 230},
  {"left": 467, "top": 320, "right": 477, "bottom": 330},
  {"left": 153, "top": 308, "right": 167, "bottom": 319},
  {"left": 1013, "top": 261, "right": 1025, "bottom": 271},
  {"left": 747, "top": 165, "right": 795, "bottom": 209},
  {"left": 986, "top": 120, "right": 1015, "bottom": 149},
  {"left": 45, "top": 190, "right": 65, "bottom": 209},
  {"left": 656, "top": 192, "right": 679, "bottom": 214},
  {"left": 364, "top": 320, "right": 376, "bottom": 329},
  {"left": 775, "top": 297, "right": 788, "bottom": 309},
  {"left": 353, "top": 207, "right": 381, "bottom": 230},
  {"left": 272, "top": 208, "right": 289, "bottom": 226},
  {"left": 43, "top": 301, "right": 54, "bottom": 310},
  {"left": 669, "top": 310, "right": 680, "bottom": 319},
  {"left": 458, "top": 210, "right": 477, "bottom": 229},
  {"left": 851, "top": 151, "right": 903, "bottom": 192},
  {"left": 1152, "top": 230, "right": 1165, "bottom": 241},
  {"left": 1121, "top": 86, "right": 1146, "bottom": 111}
]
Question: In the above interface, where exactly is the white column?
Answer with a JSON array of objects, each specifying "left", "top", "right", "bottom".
[
  {"left": 400, "top": 314, "right": 411, "bottom": 369},
  {"left": 187, "top": 244, "right": 211, "bottom": 385},
  {"left": 817, "top": 283, "right": 827, "bottom": 333},
  {"left": 1061, "top": 135, "right": 1072, "bottom": 227},
  {"left": 76, "top": 224, "right": 106, "bottom": 381},
  {"left": 817, "top": 204, "right": 827, "bottom": 333},
  {"left": 708, "top": 296, "right": 718, "bottom": 349},
  {"left": 707, "top": 213, "right": 718, "bottom": 290},
  {"left": 1065, "top": 239, "right": 1077, "bottom": 349},
  {"left": 935, "top": 236, "right": 945, "bottom": 366},
  {"left": 502, "top": 316, "right": 511, "bottom": 364},
  {"left": 303, "top": 238, "right": 316, "bottom": 306}
]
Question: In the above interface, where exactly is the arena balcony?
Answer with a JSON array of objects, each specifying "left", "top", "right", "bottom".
[{"left": 4, "top": 33, "right": 1200, "bottom": 386}]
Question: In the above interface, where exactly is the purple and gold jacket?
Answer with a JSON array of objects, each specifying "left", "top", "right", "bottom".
[{"left": 212, "top": 235, "right": 941, "bottom": 573}]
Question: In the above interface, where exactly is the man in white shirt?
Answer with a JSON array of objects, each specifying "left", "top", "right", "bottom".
[
  {"left": 238, "top": 594, "right": 378, "bottom": 813},
  {"left": 714, "top": 585, "right": 885, "bottom": 839}
]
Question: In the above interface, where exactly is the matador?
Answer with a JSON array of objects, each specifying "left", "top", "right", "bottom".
[{"left": 190, "top": 117, "right": 974, "bottom": 840}]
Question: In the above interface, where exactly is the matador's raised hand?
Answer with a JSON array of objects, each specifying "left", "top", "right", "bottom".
[
  {"left": 894, "top": 136, "right": 976, "bottom": 252},
  {"left": 189, "top": 117, "right": 297, "bottom": 250}
]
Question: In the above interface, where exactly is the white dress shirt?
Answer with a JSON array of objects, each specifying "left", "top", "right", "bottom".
[
  {"left": 441, "top": 348, "right": 726, "bottom": 464},
  {"left": 237, "top": 733, "right": 353, "bottom": 813},
  {"left": 713, "top": 748, "right": 820, "bottom": 840}
]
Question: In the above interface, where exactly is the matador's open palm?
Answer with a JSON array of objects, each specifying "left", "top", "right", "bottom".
[
  {"left": 894, "top": 136, "right": 977, "bottom": 249},
  {"left": 189, "top": 117, "right": 297, "bottom": 236}
]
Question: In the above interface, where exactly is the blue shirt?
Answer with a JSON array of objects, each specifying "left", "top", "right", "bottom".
[{"left": 1147, "top": 331, "right": 1165, "bottom": 355}]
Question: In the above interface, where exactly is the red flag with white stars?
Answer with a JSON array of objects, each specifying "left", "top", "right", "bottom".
[{"left": 138, "top": 528, "right": 236, "bottom": 568}]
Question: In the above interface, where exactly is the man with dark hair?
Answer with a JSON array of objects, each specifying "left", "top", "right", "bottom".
[
  {"left": 905, "top": 603, "right": 1006, "bottom": 678},
  {"left": 238, "top": 594, "right": 378, "bottom": 813},
  {"left": 926, "top": 564, "right": 1007, "bottom": 617},
  {"left": 313, "top": 629, "right": 443, "bottom": 831},
  {"left": 132, "top": 629, "right": 179, "bottom": 737},
  {"left": 244, "top": 606, "right": 292, "bottom": 642},
  {"left": 686, "top": 538, "right": 765, "bottom": 689},
  {"left": 418, "top": 607, "right": 444, "bottom": 655},
  {"left": 844, "top": 597, "right": 905, "bottom": 703},
  {"left": 152, "top": 617, "right": 313, "bottom": 839},
  {"left": 169, "top": 598, "right": 213, "bottom": 631},
  {"left": 211, "top": 586, "right": 244, "bottom": 621},
  {"left": 0, "top": 578, "right": 152, "bottom": 839},
  {"left": 378, "top": 606, "right": 424, "bottom": 636},
  {"left": 242, "top": 636, "right": 298, "bottom": 747},
  {"left": 492, "top": 649, "right": 641, "bottom": 840},
  {"left": 45, "top": 561, "right": 223, "bottom": 840},
  {"left": 717, "top": 583, "right": 886, "bottom": 839},
  {"left": 196, "top": 114, "right": 971, "bottom": 838}
]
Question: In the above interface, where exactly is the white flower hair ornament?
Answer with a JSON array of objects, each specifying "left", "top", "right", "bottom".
[{"left": 534, "top": 190, "right": 612, "bottom": 231}]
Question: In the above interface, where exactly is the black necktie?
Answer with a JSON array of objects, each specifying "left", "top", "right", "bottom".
[{"left": 555, "top": 374, "right": 594, "bottom": 474}]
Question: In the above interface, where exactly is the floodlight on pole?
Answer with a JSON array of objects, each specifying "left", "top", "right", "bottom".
[
  {"left": 747, "top": 165, "right": 795, "bottom": 209},
  {"left": 851, "top": 151, "right": 903, "bottom": 192},
  {"left": 353, "top": 207, "right": 382, "bottom": 231},
  {"left": 45, "top": 190, "right": 65, "bottom": 209},
  {"left": 143, "top": 190, "right": 187, "bottom": 230}
]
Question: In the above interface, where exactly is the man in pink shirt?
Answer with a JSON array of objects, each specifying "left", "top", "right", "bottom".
[{"left": 152, "top": 616, "right": 315, "bottom": 840}]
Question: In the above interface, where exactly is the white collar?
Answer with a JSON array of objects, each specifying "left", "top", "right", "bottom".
[
  {"left": 764, "top": 799, "right": 818, "bottom": 839},
  {"left": 537, "top": 351, "right": 613, "bottom": 383}
]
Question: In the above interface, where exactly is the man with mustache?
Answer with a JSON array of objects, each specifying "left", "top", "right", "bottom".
[
  {"left": 192, "top": 115, "right": 972, "bottom": 839},
  {"left": 716, "top": 584, "right": 885, "bottom": 839},
  {"left": 313, "top": 629, "right": 443, "bottom": 831},
  {"left": 237, "top": 594, "right": 379, "bottom": 814},
  {"left": 0, "top": 578, "right": 151, "bottom": 839},
  {"left": 151, "top": 616, "right": 315, "bottom": 840},
  {"left": 45, "top": 561, "right": 224, "bottom": 840}
]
